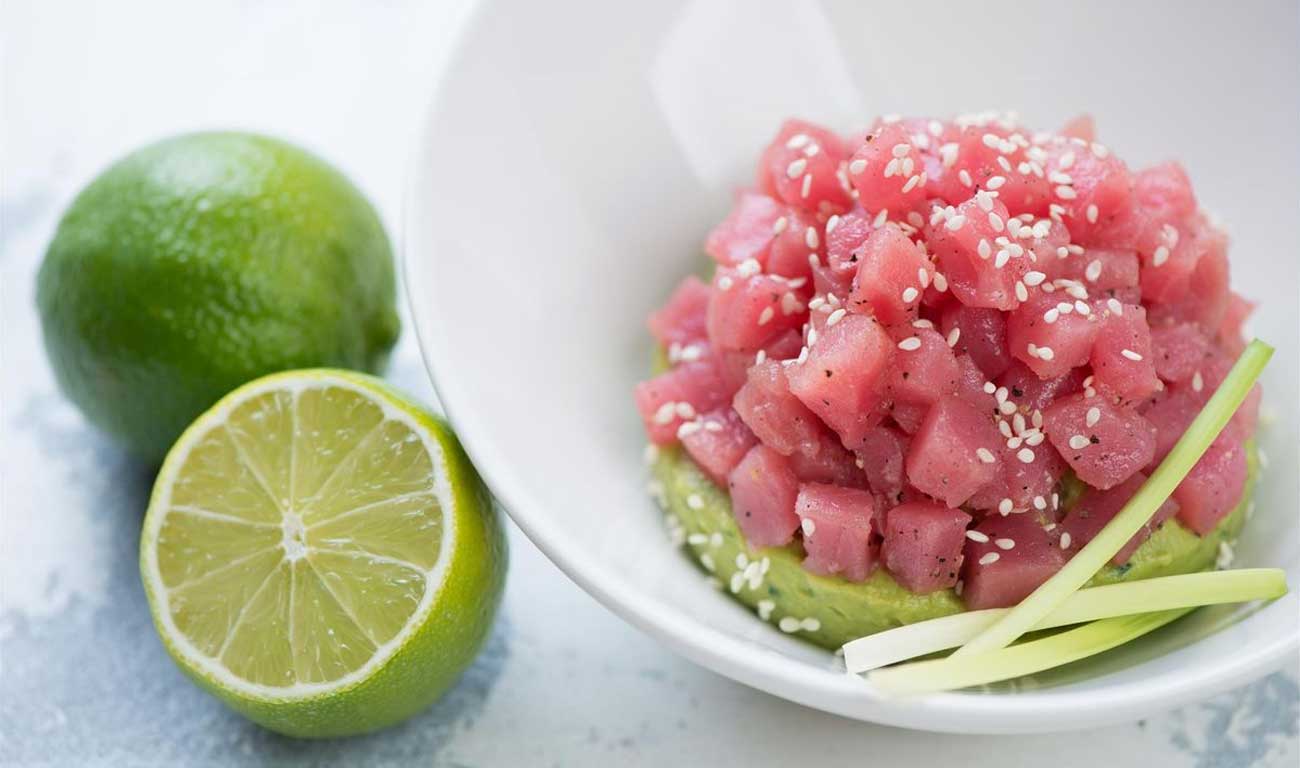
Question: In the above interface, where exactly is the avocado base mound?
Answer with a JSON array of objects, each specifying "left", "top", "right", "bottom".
[{"left": 650, "top": 441, "right": 1256, "bottom": 651}]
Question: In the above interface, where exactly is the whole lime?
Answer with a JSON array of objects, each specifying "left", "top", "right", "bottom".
[{"left": 37, "top": 132, "right": 401, "bottom": 462}]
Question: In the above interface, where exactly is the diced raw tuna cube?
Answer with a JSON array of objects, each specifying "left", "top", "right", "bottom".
[
  {"left": 856, "top": 426, "right": 910, "bottom": 501},
  {"left": 1007, "top": 290, "right": 1100, "bottom": 378},
  {"left": 705, "top": 190, "right": 782, "bottom": 268},
  {"left": 888, "top": 402, "right": 929, "bottom": 435},
  {"left": 1044, "top": 393, "right": 1157, "bottom": 490},
  {"left": 1090, "top": 302, "right": 1159, "bottom": 402},
  {"left": 1141, "top": 387, "right": 1198, "bottom": 467},
  {"left": 941, "top": 303, "right": 1011, "bottom": 379},
  {"left": 706, "top": 269, "right": 808, "bottom": 351},
  {"left": 1217, "top": 292, "right": 1255, "bottom": 356},
  {"left": 1147, "top": 221, "right": 1231, "bottom": 331},
  {"left": 634, "top": 358, "right": 734, "bottom": 445},
  {"left": 961, "top": 512, "right": 1066, "bottom": 609},
  {"left": 825, "top": 207, "right": 875, "bottom": 285},
  {"left": 732, "top": 359, "right": 824, "bottom": 457},
  {"left": 716, "top": 329, "right": 803, "bottom": 392},
  {"left": 680, "top": 408, "right": 758, "bottom": 486},
  {"left": 967, "top": 438, "right": 1066, "bottom": 515},
  {"left": 758, "top": 119, "right": 853, "bottom": 214},
  {"left": 1173, "top": 435, "right": 1248, "bottom": 535},
  {"left": 787, "top": 314, "right": 893, "bottom": 450},
  {"left": 906, "top": 396, "right": 1001, "bottom": 507},
  {"left": 788, "top": 435, "right": 868, "bottom": 488},
  {"left": 765, "top": 207, "right": 824, "bottom": 280},
  {"left": 648, "top": 276, "right": 711, "bottom": 348},
  {"left": 846, "top": 122, "right": 929, "bottom": 218},
  {"left": 882, "top": 502, "right": 971, "bottom": 594},
  {"left": 997, "top": 361, "right": 1087, "bottom": 413},
  {"left": 929, "top": 126, "right": 1051, "bottom": 215},
  {"left": 1046, "top": 142, "right": 1133, "bottom": 245},
  {"left": 927, "top": 195, "right": 1028, "bottom": 310},
  {"left": 883, "top": 327, "right": 961, "bottom": 406},
  {"left": 1134, "top": 162, "right": 1197, "bottom": 226},
  {"left": 796, "top": 483, "right": 879, "bottom": 582},
  {"left": 1038, "top": 247, "right": 1140, "bottom": 294},
  {"left": 1059, "top": 471, "right": 1180, "bottom": 565},
  {"left": 1150, "top": 323, "right": 1214, "bottom": 385},
  {"left": 847, "top": 224, "right": 934, "bottom": 324},
  {"left": 1137, "top": 214, "right": 1208, "bottom": 305},
  {"left": 728, "top": 445, "right": 801, "bottom": 547}
]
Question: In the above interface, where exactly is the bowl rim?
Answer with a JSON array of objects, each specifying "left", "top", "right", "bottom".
[{"left": 398, "top": 2, "right": 1300, "bottom": 733}]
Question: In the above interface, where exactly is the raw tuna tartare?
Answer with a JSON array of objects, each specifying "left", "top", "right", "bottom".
[{"left": 635, "top": 112, "right": 1262, "bottom": 650}]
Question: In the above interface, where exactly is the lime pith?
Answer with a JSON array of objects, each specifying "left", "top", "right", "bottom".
[{"left": 139, "top": 370, "right": 505, "bottom": 738}]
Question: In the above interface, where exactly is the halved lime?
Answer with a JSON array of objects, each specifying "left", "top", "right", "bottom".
[{"left": 139, "top": 370, "right": 505, "bottom": 738}]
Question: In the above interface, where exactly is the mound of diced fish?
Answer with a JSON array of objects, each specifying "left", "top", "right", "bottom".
[{"left": 636, "top": 113, "right": 1259, "bottom": 609}]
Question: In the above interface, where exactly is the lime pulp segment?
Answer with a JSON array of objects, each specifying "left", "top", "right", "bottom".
[{"left": 143, "top": 374, "right": 453, "bottom": 695}]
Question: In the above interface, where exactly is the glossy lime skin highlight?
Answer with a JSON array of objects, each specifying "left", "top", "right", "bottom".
[{"left": 37, "top": 133, "right": 400, "bottom": 462}]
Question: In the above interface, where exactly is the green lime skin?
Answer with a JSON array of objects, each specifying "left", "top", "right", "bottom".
[{"left": 37, "top": 133, "right": 401, "bottom": 463}]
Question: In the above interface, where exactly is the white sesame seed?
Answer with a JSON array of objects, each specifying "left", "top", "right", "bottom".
[
  {"left": 778, "top": 616, "right": 801, "bottom": 633},
  {"left": 700, "top": 553, "right": 716, "bottom": 572},
  {"left": 986, "top": 175, "right": 1007, "bottom": 190},
  {"left": 737, "top": 258, "right": 761, "bottom": 278},
  {"left": 898, "top": 336, "right": 922, "bottom": 351},
  {"left": 1032, "top": 409, "right": 1044, "bottom": 428},
  {"left": 902, "top": 174, "right": 922, "bottom": 193},
  {"left": 1027, "top": 342, "right": 1040, "bottom": 359},
  {"left": 995, "top": 249, "right": 1011, "bottom": 269},
  {"left": 999, "top": 420, "right": 1013, "bottom": 438},
  {"left": 801, "top": 617, "right": 822, "bottom": 632},
  {"left": 1013, "top": 412, "right": 1027, "bottom": 433},
  {"left": 995, "top": 538, "right": 1016, "bottom": 550},
  {"left": 826, "top": 308, "right": 847, "bottom": 327},
  {"left": 977, "top": 447, "right": 997, "bottom": 464},
  {"left": 687, "top": 532, "right": 708, "bottom": 546},
  {"left": 918, "top": 268, "right": 931, "bottom": 289},
  {"left": 1086, "top": 204, "right": 1099, "bottom": 224},
  {"left": 988, "top": 212, "right": 1005, "bottom": 232},
  {"left": 717, "top": 276, "right": 734, "bottom": 291},
  {"left": 1091, "top": 142, "right": 1109, "bottom": 158},
  {"left": 946, "top": 214, "right": 967, "bottom": 231},
  {"left": 1043, "top": 308, "right": 1060, "bottom": 324},
  {"left": 687, "top": 493, "right": 705, "bottom": 510},
  {"left": 1068, "top": 434, "right": 1090, "bottom": 450},
  {"left": 959, "top": 169, "right": 974, "bottom": 187},
  {"left": 757, "top": 600, "right": 775, "bottom": 620},
  {"left": 849, "top": 158, "right": 868, "bottom": 176},
  {"left": 1037, "top": 346, "right": 1055, "bottom": 361},
  {"left": 966, "top": 530, "right": 990, "bottom": 543},
  {"left": 912, "top": 318, "right": 935, "bottom": 329},
  {"left": 1107, "top": 298, "right": 1123, "bottom": 315},
  {"left": 1023, "top": 271, "right": 1047, "bottom": 287},
  {"left": 1056, "top": 246, "right": 1070, "bottom": 259},
  {"left": 1192, "top": 371, "right": 1204, "bottom": 392},
  {"left": 976, "top": 239, "right": 992, "bottom": 260},
  {"left": 983, "top": 382, "right": 997, "bottom": 394},
  {"left": 786, "top": 158, "right": 807, "bottom": 178},
  {"left": 1121, "top": 348, "right": 1143, "bottom": 361},
  {"left": 979, "top": 552, "right": 1001, "bottom": 566},
  {"left": 1055, "top": 185, "right": 1077, "bottom": 200},
  {"left": 999, "top": 400, "right": 1017, "bottom": 415},
  {"left": 873, "top": 208, "right": 889, "bottom": 227},
  {"left": 786, "top": 133, "right": 811, "bottom": 149},
  {"left": 998, "top": 498, "right": 1014, "bottom": 515},
  {"left": 901, "top": 286, "right": 920, "bottom": 303},
  {"left": 884, "top": 157, "right": 900, "bottom": 178},
  {"left": 1075, "top": 300, "right": 1091, "bottom": 315},
  {"left": 946, "top": 327, "right": 961, "bottom": 347},
  {"left": 801, "top": 517, "right": 816, "bottom": 537},
  {"left": 757, "top": 306, "right": 775, "bottom": 325},
  {"left": 805, "top": 227, "right": 820, "bottom": 249},
  {"left": 997, "top": 156, "right": 1012, "bottom": 172},
  {"left": 1153, "top": 245, "right": 1170, "bottom": 266},
  {"left": 1086, "top": 407, "right": 1101, "bottom": 427},
  {"left": 891, "top": 142, "right": 911, "bottom": 158},
  {"left": 801, "top": 173, "right": 812, "bottom": 198},
  {"left": 1033, "top": 495, "right": 1047, "bottom": 510},
  {"left": 1060, "top": 532, "right": 1073, "bottom": 550},
  {"left": 1084, "top": 259, "right": 1103, "bottom": 282},
  {"left": 995, "top": 386, "right": 1009, "bottom": 403},
  {"left": 1059, "top": 151, "right": 1075, "bottom": 169},
  {"left": 939, "top": 143, "right": 959, "bottom": 168},
  {"left": 932, "top": 272, "right": 948, "bottom": 292},
  {"left": 1016, "top": 448, "right": 1035, "bottom": 464}
]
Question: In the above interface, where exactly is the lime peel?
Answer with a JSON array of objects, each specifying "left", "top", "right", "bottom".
[
  {"left": 954, "top": 339, "right": 1273, "bottom": 658},
  {"left": 843, "top": 568, "right": 1287, "bottom": 674}
]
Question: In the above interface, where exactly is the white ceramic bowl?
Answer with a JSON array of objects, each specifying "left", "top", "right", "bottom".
[{"left": 404, "top": 0, "right": 1300, "bottom": 733}]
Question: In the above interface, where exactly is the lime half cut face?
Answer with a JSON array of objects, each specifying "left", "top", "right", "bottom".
[{"left": 139, "top": 370, "right": 504, "bottom": 737}]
